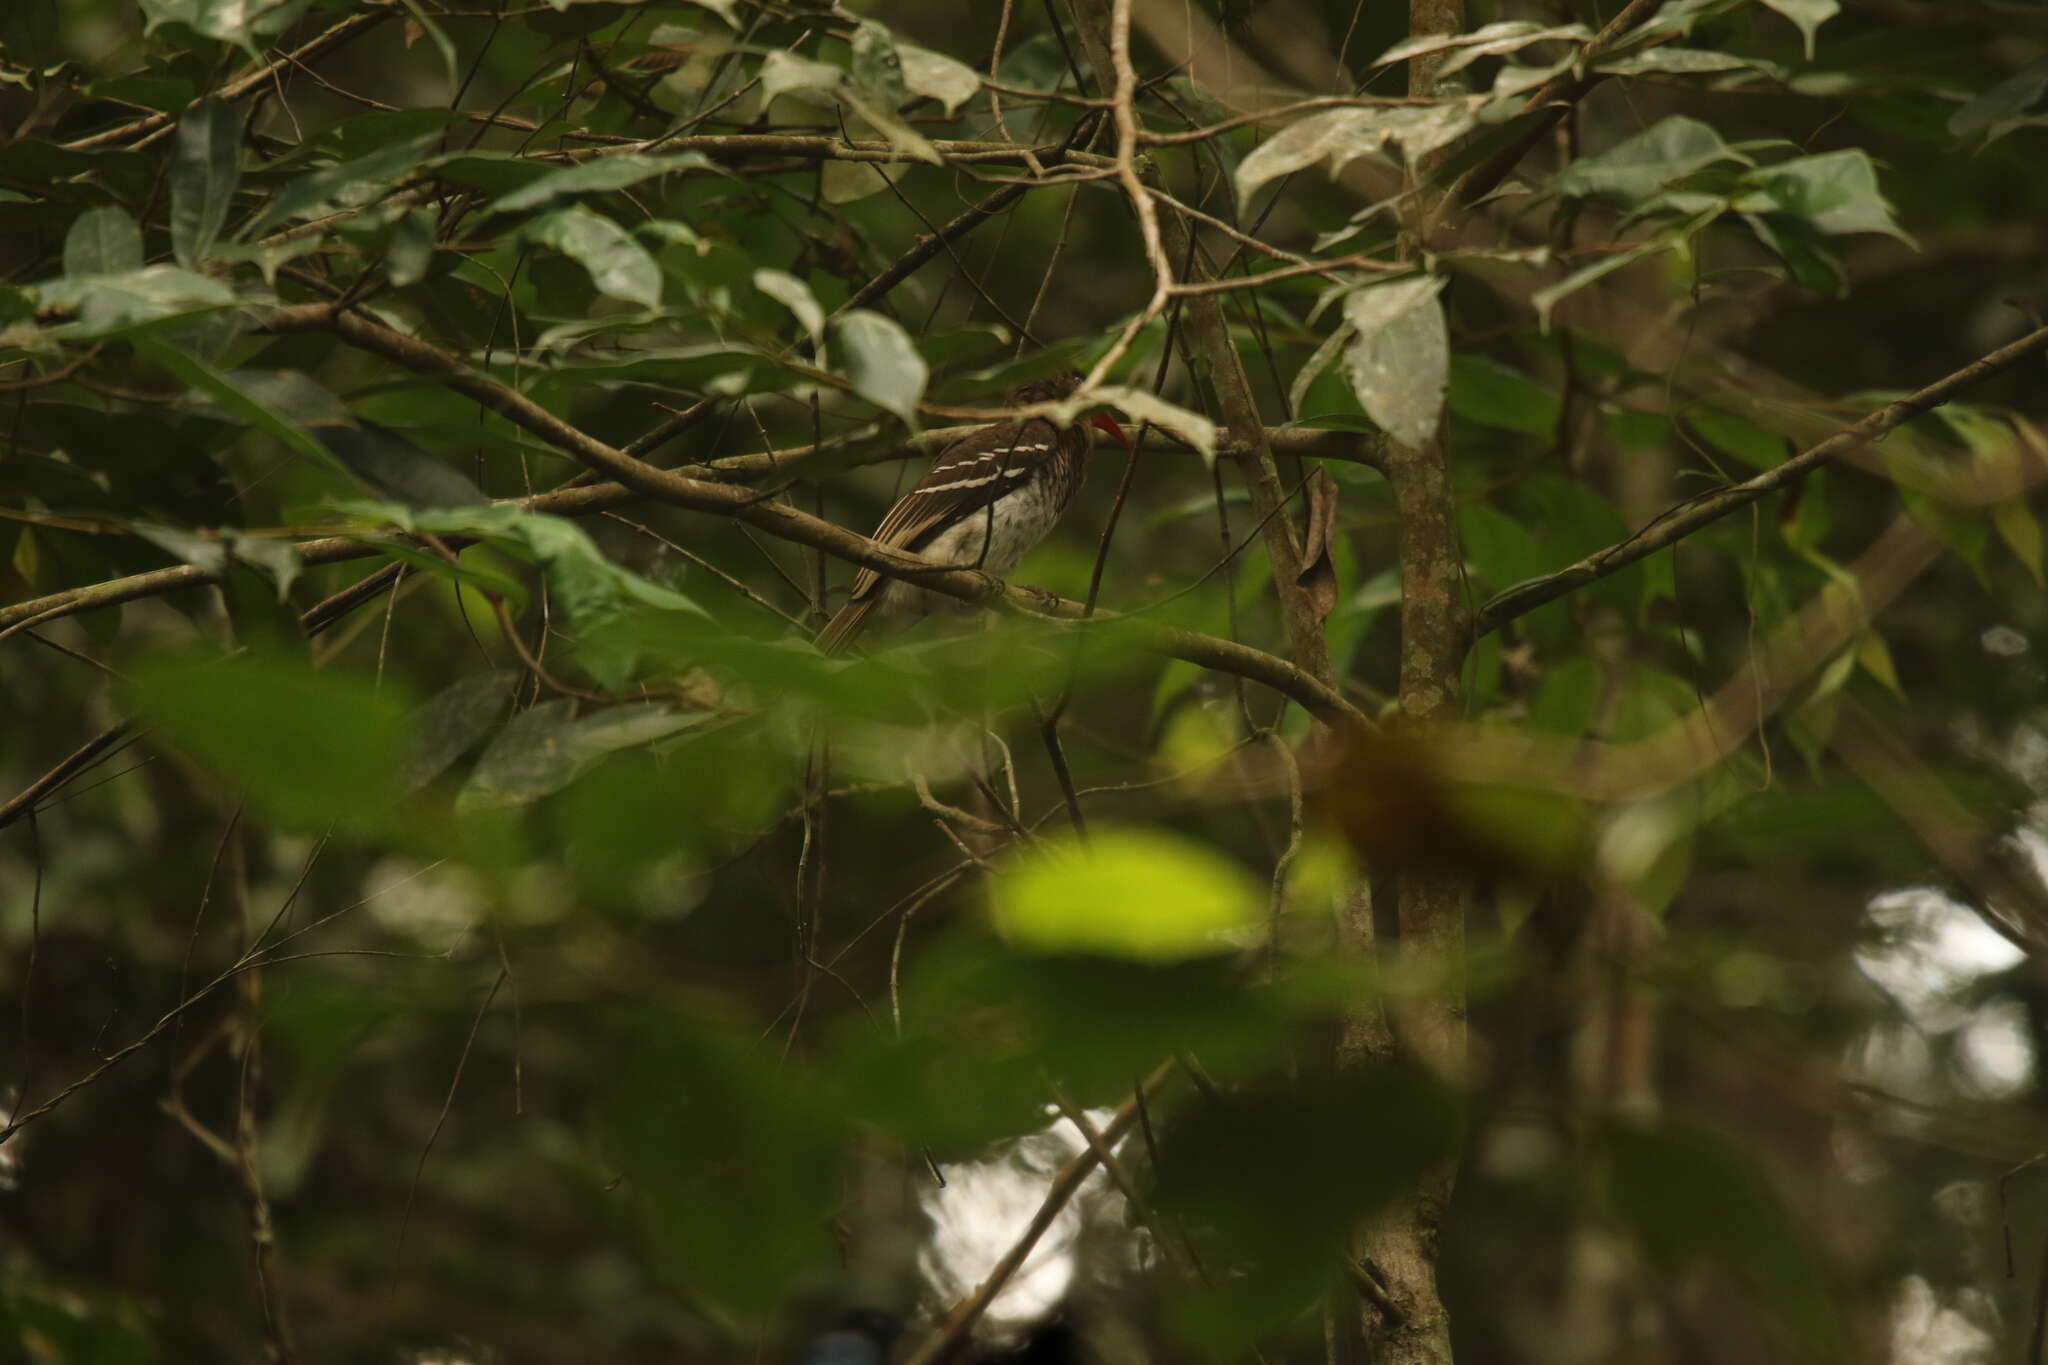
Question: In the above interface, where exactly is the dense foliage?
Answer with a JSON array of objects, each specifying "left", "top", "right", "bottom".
[{"left": 6, "top": 0, "right": 2048, "bottom": 1361}]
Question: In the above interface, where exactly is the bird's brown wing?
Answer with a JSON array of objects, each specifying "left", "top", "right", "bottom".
[{"left": 842, "top": 417, "right": 1064, "bottom": 603}]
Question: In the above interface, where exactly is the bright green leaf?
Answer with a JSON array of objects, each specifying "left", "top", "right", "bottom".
[{"left": 990, "top": 825, "right": 1261, "bottom": 961}]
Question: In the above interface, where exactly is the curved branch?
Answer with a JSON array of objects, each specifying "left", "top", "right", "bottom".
[
  {"left": 5, "top": 319, "right": 1371, "bottom": 731},
  {"left": 1473, "top": 321, "right": 2048, "bottom": 637}
]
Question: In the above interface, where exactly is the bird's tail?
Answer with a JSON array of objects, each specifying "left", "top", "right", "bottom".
[{"left": 815, "top": 597, "right": 876, "bottom": 655}]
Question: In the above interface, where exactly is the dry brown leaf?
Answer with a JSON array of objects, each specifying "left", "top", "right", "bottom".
[{"left": 1296, "top": 464, "right": 1341, "bottom": 623}]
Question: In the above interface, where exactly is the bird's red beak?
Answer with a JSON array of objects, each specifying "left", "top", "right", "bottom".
[{"left": 1091, "top": 411, "right": 1134, "bottom": 454}]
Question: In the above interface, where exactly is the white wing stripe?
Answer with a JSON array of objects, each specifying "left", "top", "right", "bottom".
[{"left": 918, "top": 465, "right": 1034, "bottom": 495}]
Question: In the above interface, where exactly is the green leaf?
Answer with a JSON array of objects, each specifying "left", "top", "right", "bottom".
[
  {"left": 1447, "top": 354, "right": 1560, "bottom": 436},
  {"left": 523, "top": 205, "right": 662, "bottom": 309},
  {"left": 399, "top": 670, "right": 522, "bottom": 793},
  {"left": 490, "top": 152, "right": 715, "bottom": 213},
  {"left": 849, "top": 20, "right": 913, "bottom": 111},
  {"left": 1949, "top": 55, "right": 2048, "bottom": 145},
  {"left": 127, "top": 650, "right": 409, "bottom": 829},
  {"left": 1234, "top": 106, "right": 1474, "bottom": 200},
  {"left": 989, "top": 825, "right": 1261, "bottom": 961},
  {"left": 1342, "top": 275, "right": 1448, "bottom": 448},
  {"left": 897, "top": 40, "right": 982, "bottom": 115},
  {"left": 63, "top": 205, "right": 144, "bottom": 277},
  {"left": 241, "top": 135, "right": 437, "bottom": 239},
  {"left": 1994, "top": 494, "right": 2044, "bottom": 584},
  {"left": 606, "top": 1013, "right": 842, "bottom": 1319},
  {"left": 36, "top": 266, "right": 235, "bottom": 338},
  {"left": 171, "top": 98, "right": 241, "bottom": 267},
  {"left": 141, "top": 0, "right": 314, "bottom": 49},
  {"left": 387, "top": 503, "right": 709, "bottom": 688},
  {"left": 385, "top": 205, "right": 437, "bottom": 287},
  {"left": 311, "top": 420, "right": 488, "bottom": 509},
  {"left": 1531, "top": 242, "right": 1663, "bottom": 330},
  {"left": 147, "top": 355, "right": 352, "bottom": 477},
  {"left": 1553, "top": 116, "right": 1748, "bottom": 203},
  {"left": 1155, "top": 1064, "right": 1460, "bottom": 1348},
  {"left": 0, "top": 0, "right": 61, "bottom": 69},
  {"left": 676, "top": 0, "right": 737, "bottom": 27},
  {"left": 1746, "top": 149, "right": 1910, "bottom": 242},
  {"left": 465, "top": 700, "right": 713, "bottom": 808},
  {"left": 758, "top": 50, "right": 845, "bottom": 105},
  {"left": 835, "top": 308, "right": 927, "bottom": 427},
  {"left": 1606, "top": 1120, "right": 1847, "bottom": 1353},
  {"left": 752, "top": 267, "right": 825, "bottom": 349},
  {"left": 1691, "top": 410, "right": 1785, "bottom": 469},
  {"left": 1757, "top": 0, "right": 1838, "bottom": 61}
]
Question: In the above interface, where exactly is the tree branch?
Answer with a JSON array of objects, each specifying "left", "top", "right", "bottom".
[{"left": 1472, "top": 320, "right": 2048, "bottom": 637}]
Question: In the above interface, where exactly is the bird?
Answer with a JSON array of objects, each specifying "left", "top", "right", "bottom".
[{"left": 815, "top": 371, "right": 1133, "bottom": 654}]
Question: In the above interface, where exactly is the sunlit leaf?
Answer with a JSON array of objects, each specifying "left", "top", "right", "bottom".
[
  {"left": 141, "top": 0, "right": 313, "bottom": 49},
  {"left": 1373, "top": 19, "right": 1586, "bottom": 67},
  {"left": 753, "top": 267, "right": 825, "bottom": 348},
  {"left": 898, "top": 41, "right": 981, "bottom": 114},
  {"left": 1235, "top": 105, "right": 1474, "bottom": 200},
  {"left": 35, "top": 266, "right": 236, "bottom": 338},
  {"left": 1342, "top": 275, "right": 1448, "bottom": 448},
  {"left": 523, "top": 205, "right": 663, "bottom": 309},
  {"left": 759, "top": 50, "right": 845, "bottom": 105},
  {"left": 990, "top": 825, "right": 1261, "bottom": 961},
  {"left": 1757, "top": 0, "right": 1839, "bottom": 61},
  {"left": 63, "top": 205, "right": 143, "bottom": 277},
  {"left": 836, "top": 308, "right": 927, "bottom": 426}
]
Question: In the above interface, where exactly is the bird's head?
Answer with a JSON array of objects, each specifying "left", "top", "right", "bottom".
[{"left": 1008, "top": 370, "right": 1133, "bottom": 454}]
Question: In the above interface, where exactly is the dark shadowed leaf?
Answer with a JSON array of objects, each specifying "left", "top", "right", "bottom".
[
  {"left": 311, "top": 421, "right": 488, "bottom": 509},
  {"left": 1154, "top": 1063, "right": 1461, "bottom": 1348},
  {"left": 605, "top": 1011, "right": 843, "bottom": 1318},
  {"left": 461, "top": 700, "right": 709, "bottom": 808},
  {"left": 491, "top": 152, "right": 714, "bottom": 213},
  {"left": 171, "top": 99, "right": 241, "bottom": 266},
  {"left": 399, "top": 670, "right": 521, "bottom": 792},
  {"left": 242, "top": 135, "right": 436, "bottom": 238},
  {"left": 1606, "top": 1119, "right": 1848, "bottom": 1356},
  {"left": 127, "top": 650, "right": 410, "bottom": 829}
]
